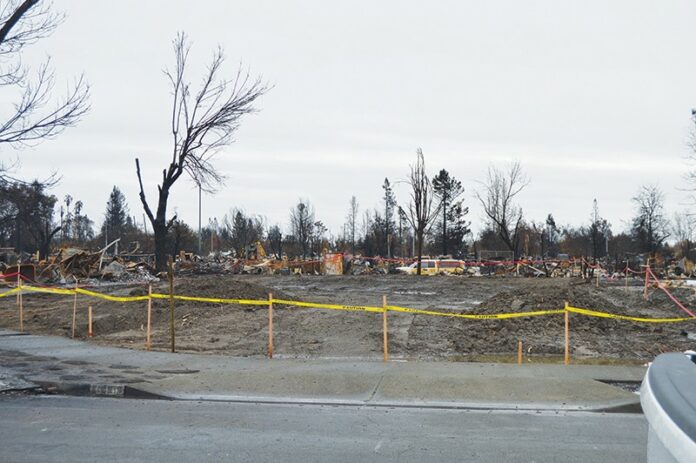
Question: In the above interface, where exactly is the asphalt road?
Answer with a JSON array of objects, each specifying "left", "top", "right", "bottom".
[{"left": 0, "top": 395, "right": 647, "bottom": 463}]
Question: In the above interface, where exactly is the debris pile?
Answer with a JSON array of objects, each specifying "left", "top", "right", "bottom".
[{"left": 5, "top": 240, "right": 159, "bottom": 284}]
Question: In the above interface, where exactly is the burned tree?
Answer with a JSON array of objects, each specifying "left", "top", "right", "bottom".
[
  {"left": 267, "top": 224, "right": 283, "bottom": 259},
  {"left": 475, "top": 161, "right": 529, "bottom": 258},
  {"left": 672, "top": 212, "right": 696, "bottom": 261},
  {"left": 0, "top": 179, "right": 60, "bottom": 257},
  {"left": 631, "top": 185, "right": 669, "bottom": 256},
  {"left": 345, "top": 196, "right": 359, "bottom": 254},
  {"left": 403, "top": 148, "right": 440, "bottom": 275},
  {"left": 289, "top": 199, "right": 315, "bottom": 259},
  {"left": 135, "top": 33, "right": 268, "bottom": 271},
  {"left": 382, "top": 178, "right": 396, "bottom": 257},
  {"left": 0, "top": 0, "right": 89, "bottom": 149},
  {"left": 687, "top": 109, "right": 696, "bottom": 199},
  {"left": 0, "top": 0, "right": 89, "bottom": 254},
  {"left": 588, "top": 198, "right": 611, "bottom": 260}
]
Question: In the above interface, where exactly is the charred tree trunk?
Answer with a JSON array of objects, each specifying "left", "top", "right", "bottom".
[
  {"left": 416, "top": 228, "right": 424, "bottom": 275},
  {"left": 137, "top": 159, "right": 176, "bottom": 272},
  {"left": 154, "top": 223, "right": 168, "bottom": 271},
  {"left": 39, "top": 223, "right": 60, "bottom": 260}
]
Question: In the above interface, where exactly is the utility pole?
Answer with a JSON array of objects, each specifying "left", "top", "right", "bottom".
[{"left": 197, "top": 183, "right": 202, "bottom": 255}]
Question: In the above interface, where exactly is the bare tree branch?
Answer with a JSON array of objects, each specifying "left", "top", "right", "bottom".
[
  {"left": 0, "top": 0, "right": 89, "bottom": 150},
  {"left": 135, "top": 158, "right": 155, "bottom": 225}
]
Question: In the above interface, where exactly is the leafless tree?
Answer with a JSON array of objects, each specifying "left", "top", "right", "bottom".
[
  {"left": 361, "top": 210, "right": 372, "bottom": 244},
  {"left": 289, "top": 199, "right": 315, "bottom": 259},
  {"left": 403, "top": 148, "right": 440, "bottom": 275},
  {"left": 135, "top": 33, "right": 269, "bottom": 271},
  {"left": 475, "top": 161, "right": 529, "bottom": 258},
  {"left": 346, "top": 196, "right": 359, "bottom": 254},
  {"left": 686, "top": 110, "right": 696, "bottom": 202},
  {"left": 672, "top": 211, "right": 695, "bottom": 260},
  {"left": 0, "top": 0, "right": 89, "bottom": 150},
  {"left": 631, "top": 184, "right": 670, "bottom": 255}
]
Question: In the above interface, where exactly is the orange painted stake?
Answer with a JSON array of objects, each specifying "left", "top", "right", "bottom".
[
  {"left": 17, "top": 267, "right": 23, "bottom": 332},
  {"left": 564, "top": 302, "right": 569, "bottom": 365},
  {"left": 71, "top": 278, "right": 78, "bottom": 339},
  {"left": 644, "top": 258, "right": 650, "bottom": 300},
  {"left": 88, "top": 305, "right": 93, "bottom": 337},
  {"left": 146, "top": 284, "right": 152, "bottom": 350},
  {"left": 268, "top": 292, "right": 274, "bottom": 359},
  {"left": 517, "top": 341, "right": 523, "bottom": 365},
  {"left": 382, "top": 295, "right": 389, "bottom": 362}
]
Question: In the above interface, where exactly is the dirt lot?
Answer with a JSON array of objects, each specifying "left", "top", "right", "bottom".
[{"left": 2, "top": 274, "right": 696, "bottom": 362}]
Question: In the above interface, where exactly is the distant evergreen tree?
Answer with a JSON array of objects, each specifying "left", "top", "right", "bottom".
[
  {"left": 544, "top": 213, "right": 560, "bottom": 257},
  {"left": 102, "top": 186, "right": 130, "bottom": 243},
  {"left": 432, "top": 169, "right": 469, "bottom": 256},
  {"left": 72, "top": 200, "right": 94, "bottom": 243},
  {"left": 382, "top": 178, "right": 397, "bottom": 257},
  {"left": 589, "top": 199, "right": 611, "bottom": 259}
]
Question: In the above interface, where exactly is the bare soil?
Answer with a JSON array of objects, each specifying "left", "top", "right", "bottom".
[{"left": 2, "top": 274, "right": 695, "bottom": 362}]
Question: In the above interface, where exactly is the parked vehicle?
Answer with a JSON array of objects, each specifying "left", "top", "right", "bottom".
[{"left": 396, "top": 259, "right": 464, "bottom": 275}]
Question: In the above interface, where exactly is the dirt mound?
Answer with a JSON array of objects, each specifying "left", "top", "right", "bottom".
[
  {"left": 167, "top": 275, "right": 288, "bottom": 302},
  {"left": 456, "top": 279, "right": 692, "bottom": 359},
  {"left": 478, "top": 280, "right": 616, "bottom": 313}
]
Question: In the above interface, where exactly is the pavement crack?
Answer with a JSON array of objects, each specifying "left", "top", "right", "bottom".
[{"left": 367, "top": 372, "right": 386, "bottom": 403}]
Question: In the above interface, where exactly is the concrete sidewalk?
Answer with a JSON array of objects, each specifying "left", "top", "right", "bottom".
[{"left": 0, "top": 329, "right": 646, "bottom": 411}]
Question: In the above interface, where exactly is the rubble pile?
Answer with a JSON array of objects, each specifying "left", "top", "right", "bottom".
[{"left": 3, "top": 237, "right": 695, "bottom": 285}]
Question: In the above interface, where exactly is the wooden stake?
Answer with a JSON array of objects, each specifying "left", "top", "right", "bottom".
[
  {"left": 88, "top": 305, "right": 93, "bottom": 337},
  {"left": 517, "top": 340, "right": 523, "bottom": 365},
  {"left": 268, "top": 292, "right": 274, "bottom": 359},
  {"left": 643, "top": 258, "right": 650, "bottom": 300},
  {"left": 168, "top": 257, "right": 175, "bottom": 353},
  {"left": 382, "top": 295, "right": 389, "bottom": 362},
  {"left": 146, "top": 284, "right": 152, "bottom": 350},
  {"left": 71, "top": 277, "right": 78, "bottom": 339},
  {"left": 17, "top": 265, "right": 23, "bottom": 332},
  {"left": 564, "top": 302, "right": 569, "bottom": 366}
]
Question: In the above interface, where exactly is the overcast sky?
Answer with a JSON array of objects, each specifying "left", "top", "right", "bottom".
[{"left": 5, "top": 0, "right": 696, "bottom": 238}]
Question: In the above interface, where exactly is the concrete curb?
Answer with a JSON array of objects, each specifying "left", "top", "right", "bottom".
[
  {"left": 151, "top": 393, "right": 642, "bottom": 413},
  {"left": 32, "top": 380, "right": 643, "bottom": 413}
]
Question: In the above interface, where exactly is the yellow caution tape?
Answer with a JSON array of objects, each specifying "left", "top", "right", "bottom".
[
  {"left": 75, "top": 288, "right": 149, "bottom": 302},
  {"left": 150, "top": 293, "right": 268, "bottom": 306},
  {"left": 387, "top": 305, "right": 565, "bottom": 319},
  {"left": 0, "top": 287, "right": 20, "bottom": 298},
  {"left": 566, "top": 306, "right": 695, "bottom": 323},
  {"left": 271, "top": 298, "right": 384, "bottom": 313},
  {"left": 23, "top": 286, "right": 77, "bottom": 296},
  {"left": 8, "top": 284, "right": 696, "bottom": 324}
]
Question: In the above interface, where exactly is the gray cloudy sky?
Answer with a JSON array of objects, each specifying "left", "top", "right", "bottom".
[{"left": 6, "top": 0, "right": 696, "bottom": 237}]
